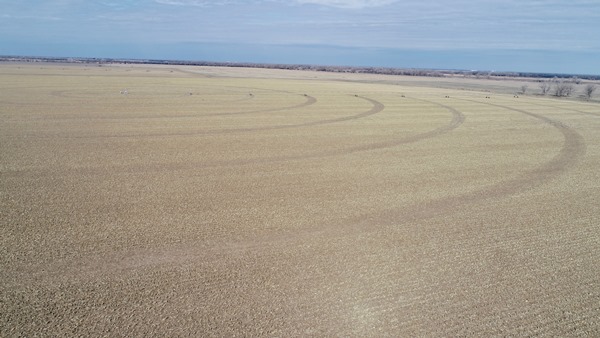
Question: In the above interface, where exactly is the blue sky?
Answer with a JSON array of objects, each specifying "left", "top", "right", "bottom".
[{"left": 1, "top": 0, "right": 599, "bottom": 74}]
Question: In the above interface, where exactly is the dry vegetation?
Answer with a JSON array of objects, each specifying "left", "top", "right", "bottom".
[{"left": 1, "top": 63, "right": 599, "bottom": 336}]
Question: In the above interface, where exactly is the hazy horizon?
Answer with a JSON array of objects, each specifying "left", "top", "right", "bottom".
[{"left": 2, "top": 0, "right": 599, "bottom": 75}]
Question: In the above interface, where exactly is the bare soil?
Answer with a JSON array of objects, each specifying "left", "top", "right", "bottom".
[{"left": 1, "top": 63, "right": 599, "bottom": 336}]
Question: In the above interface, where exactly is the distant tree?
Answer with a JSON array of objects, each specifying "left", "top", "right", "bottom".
[
  {"left": 585, "top": 84, "right": 597, "bottom": 99},
  {"left": 554, "top": 80, "right": 575, "bottom": 97},
  {"left": 520, "top": 84, "right": 528, "bottom": 94},
  {"left": 539, "top": 80, "right": 551, "bottom": 95}
]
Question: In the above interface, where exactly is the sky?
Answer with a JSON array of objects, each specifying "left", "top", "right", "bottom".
[{"left": 1, "top": 0, "right": 599, "bottom": 74}]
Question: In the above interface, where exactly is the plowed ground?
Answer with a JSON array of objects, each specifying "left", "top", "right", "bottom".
[{"left": 1, "top": 64, "right": 599, "bottom": 336}]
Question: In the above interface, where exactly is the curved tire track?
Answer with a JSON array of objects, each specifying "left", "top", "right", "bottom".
[
  {"left": 48, "top": 94, "right": 378, "bottom": 139},
  {"left": 7, "top": 97, "right": 469, "bottom": 278},
  {"left": 127, "top": 98, "right": 585, "bottom": 262},
  {"left": 527, "top": 102, "right": 600, "bottom": 118},
  {"left": 257, "top": 97, "right": 464, "bottom": 162},
  {"left": 5, "top": 91, "right": 593, "bottom": 319},
  {"left": 45, "top": 85, "right": 313, "bottom": 120},
  {"left": 201, "top": 93, "right": 316, "bottom": 118},
  {"left": 3, "top": 96, "right": 466, "bottom": 177},
  {"left": 208, "top": 97, "right": 587, "bottom": 257},
  {"left": 88, "top": 96, "right": 463, "bottom": 164},
  {"left": 61, "top": 92, "right": 313, "bottom": 120},
  {"left": 354, "top": 98, "right": 586, "bottom": 227},
  {"left": 49, "top": 88, "right": 256, "bottom": 104}
]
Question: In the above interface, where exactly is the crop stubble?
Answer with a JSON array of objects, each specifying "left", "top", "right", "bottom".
[{"left": 1, "top": 64, "right": 599, "bottom": 336}]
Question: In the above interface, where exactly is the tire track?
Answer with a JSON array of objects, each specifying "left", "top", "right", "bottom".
[
  {"left": 523, "top": 101, "right": 600, "bottom": 118},
  {"left": 116, "top": 93, "right": 355, "bottom": 136},
  {"left": 201, "top": 92, "right": 316, "bottom": 118},
  {"left": 28, "top": 94, "right": 368, "bottom": 139},
  {"left": 1, "top": 96, "right": 465, "bottom": 177},
  {"left": 4, "top": 91, "right": 316, "bottom": 136},
  {"left": 49, "top": 88, "right": 256, "bottom": 104},
  {"left": 351, "top": 98, "right": 586, "bottom": 227},
  {"left": 169, "top": 67, "right": 214, "bottom": 78},
  {"left": 77, "top": 97, "right": 461, "bottom": 164},
  {"left": 146, "top": 98, "right": 585, "bottom": 258},
  {"left": 1, "top": 97, "right": 468, "bottom": 280},
  {"left": 260, "top": 97, "right": 464, "bottom": 162},
  {"left": 198, "top": 97, "right": 585, "bottom": 258},
  {"left": 36, "top": 92, "right": 315, "bottom": 121},
  {"left": 7, "top": 85, "right": 310, "bottom": 121},
  {"left": 525, "top": 96, "right": 600, "bottom": 111}
]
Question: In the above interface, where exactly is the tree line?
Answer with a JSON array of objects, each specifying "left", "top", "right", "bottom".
[
  {"left": 537, "top": 76, "right": 596, "bottom": 99},
  {"left": 2, "top": 55, "right": 597, "bottom": 99}
]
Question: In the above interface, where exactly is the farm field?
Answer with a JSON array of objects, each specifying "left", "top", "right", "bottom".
[{"left": 1, "top": 63, "right": 599, "bottom": 336}]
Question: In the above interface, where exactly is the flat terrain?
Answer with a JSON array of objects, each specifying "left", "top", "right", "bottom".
[{"left": 1, "top": 63, "right": 599, "bottom": 336}]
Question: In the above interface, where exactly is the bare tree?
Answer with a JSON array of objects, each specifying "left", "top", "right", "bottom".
[
  {"left": 520, "top": 84, "right": 528, "bottom": 94},
  {"left": 539, "top": 80, "right": 551, "bottom": 95},
  {"left": 585, "top": 84, "right": 597, "bottom": 99},
  {"left": 565, "top": 83, "right": 574, "bottom": 96},
  {"left": 554, "top": 80, "right": 574, "bottom": 97}
]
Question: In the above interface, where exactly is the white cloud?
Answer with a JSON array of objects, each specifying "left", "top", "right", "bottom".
[
  {"left": 1, "top": 14, "right": 63, "bottom": 21},
  {"left": 155, "top": 0, "right": 202, "bottom": 5},
  {"left": 154, "top": 0, "right": 240, "bottom": 6},
  {"left": 294, "top": 0, "right": 399, "bottom": 9},
  {"left": 154, "top": 0, "right": 398, "bottom": 8}
]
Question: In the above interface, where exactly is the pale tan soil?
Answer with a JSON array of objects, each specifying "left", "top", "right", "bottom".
[{"left": 1, "top": 64, "right": 599, "bottom": 336}]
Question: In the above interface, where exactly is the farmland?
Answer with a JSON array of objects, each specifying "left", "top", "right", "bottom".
[{"left": 1, "top": 63, "right": 599, "bottom": 336}]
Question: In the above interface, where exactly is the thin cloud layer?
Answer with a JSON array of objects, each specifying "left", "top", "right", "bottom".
[
  {"left": 295, "top": 0, "right": 398, "bottom": 8},
  {"left": 153, "top": 0, "right": 398, "bottom": 8},
  {"left": 154, "top": 0, "right": 239, "bottom": 6},
  {"left": 1, "top": 0, "right": 599, "bottom": 73}
]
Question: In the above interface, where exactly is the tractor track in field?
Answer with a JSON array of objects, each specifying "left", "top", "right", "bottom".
[
  {"left": 349, "top": 98, "right": 586, "bottom": 227},
  {"left": 215, "top": 98, "right": 585, "bottom": 247},
  {"left": 45, "top": 97, "right": 587, "bottom": 277},
  {"left": 14, "top": 93, "right": 358, "bottom": 139},
  {"left": 4, "top": 67, "right": 600, "bottom": 337},
  {"left": 2, "top": 97, "right": 468, "bottom": 282},
  {"left": 247, "top": 96, "right": 465, "bottom": 162},
  {"left": 172, "top": 93, "right": 316, "bottom": 121},
  {"left": 3, "top": 85, "right": 310, "bottom": 121},
  {"left": 45, "top": 85, "right": 315, "bottom": 119},
  {"left": 527, "top": 102, "right": 600, "bottom": 118},
  {"left": 1, "top": 91, "right": 316, "bottom": 134},
  {"left": 44, "top": 92, "right": 315, "bottom": 121},
  {"left": 0, "top": 95, "right": 465, "bottom": 178},
  {"left": 2, "top": 97, "right": 591, "bottom": 332},
  {"left": 48, "top": 88, "right": 256, "bottom": 104}
]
